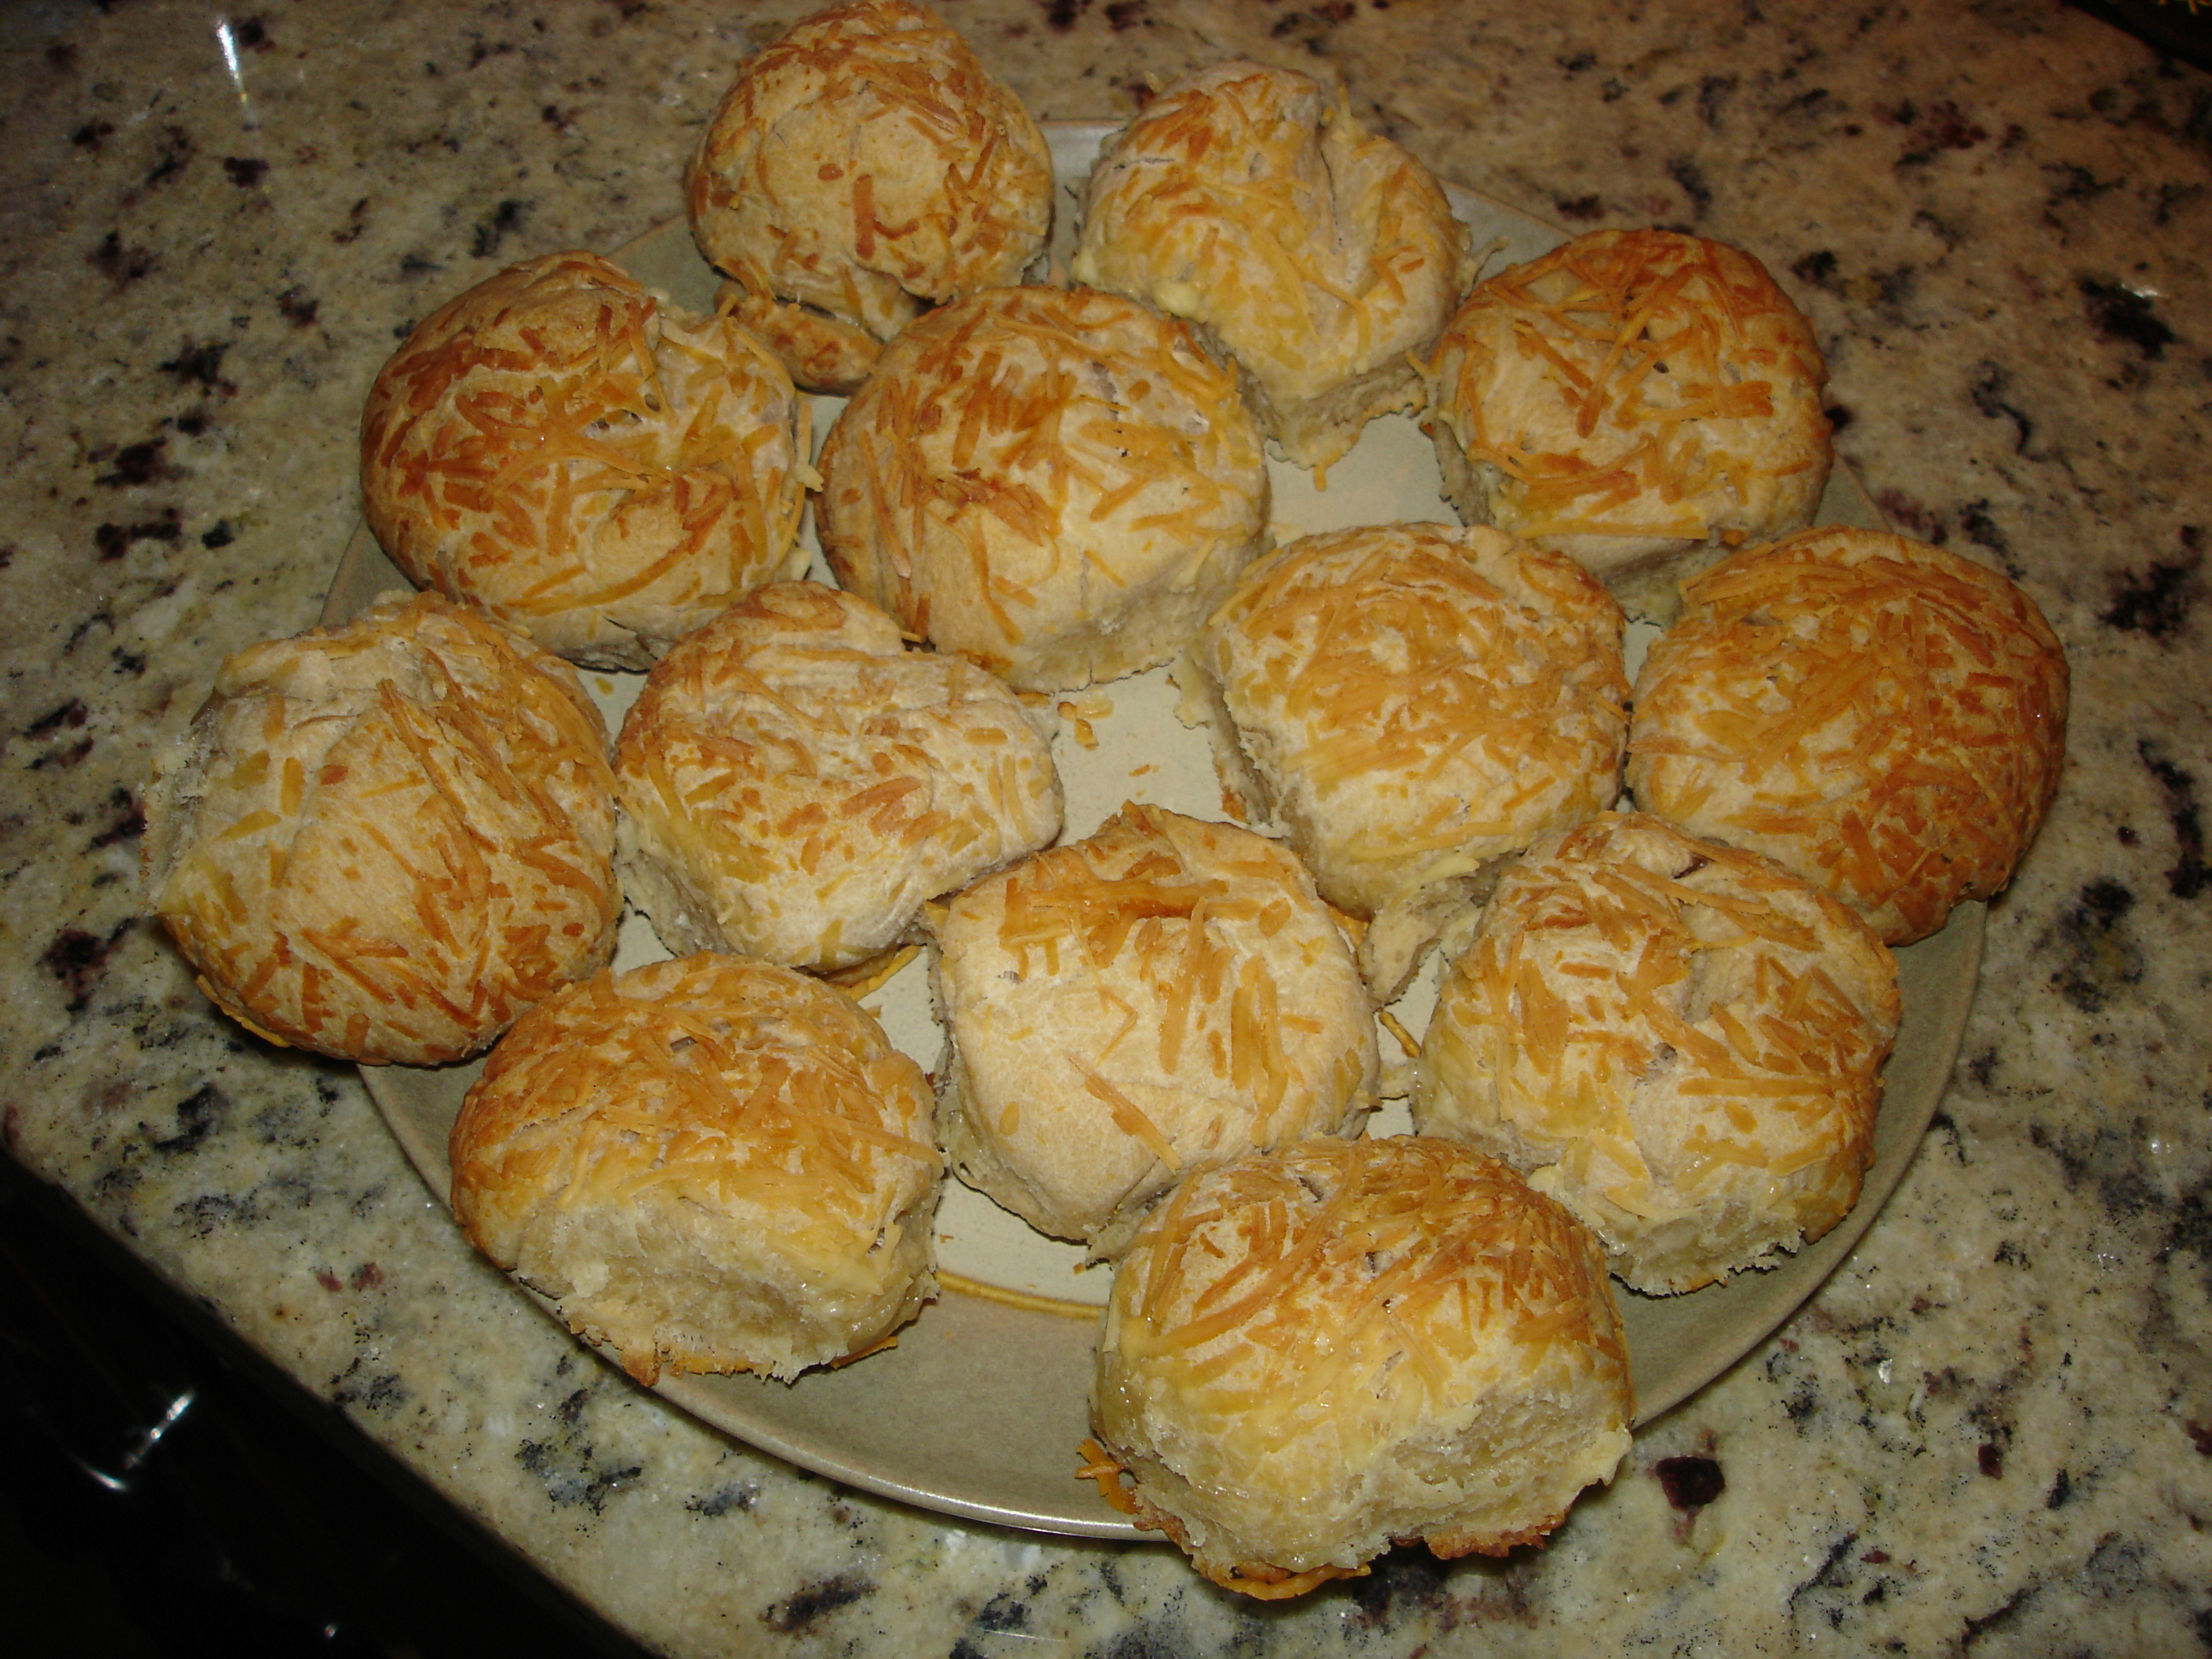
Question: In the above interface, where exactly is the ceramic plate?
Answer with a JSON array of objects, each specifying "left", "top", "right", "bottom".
[{"left": 329, "top": 125, "right": 1984, "bottom": 1540}]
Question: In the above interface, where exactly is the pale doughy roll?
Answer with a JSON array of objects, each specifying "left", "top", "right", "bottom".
[
  {"left": 450, "top": 953, "right": 942, "bottom": 1385},
  {"left": 361, "top": 250, "right": 810, "bottom": 671},
  {"left": 1073, "top": 61, "right": 1475, "bottom": 471},
  {"left": 685, "top": 0, "right": 1053, "bottom": 393},
  {"left": 1627, "top": 527, "right": 2069, "bottom": 945},
  {"left": 929, "top": 803, "right": 1377, "bottom": 1251},
  {"left": 1090, "top": 1136, "right": 1633, "bottom": 1598},
  {"left": 1413, "top": 812, "right": 1901, "bottom": 1295},
  {"left": 818, "top": 285, "right": 1272, "bottom": 692},
  {"left": 1423, "top": 228, "right": 1831, "bottom": 618},
  {"left": 614, "top": 580, "right": 1062, "bottom": 972},
  {"left": 141, "top": 591, "right": 620, "bottom": 1067},
  {"left": 1188, "top": 521, "right": 1627, "bottom": 995}
]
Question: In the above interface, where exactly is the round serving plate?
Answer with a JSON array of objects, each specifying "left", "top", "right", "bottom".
[{"left": 328, "top": 123, "right": 1984, "bottom": 1540}]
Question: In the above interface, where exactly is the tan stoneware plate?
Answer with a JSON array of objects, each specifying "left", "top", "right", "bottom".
[{"left": 330, "top": 124, "right": 1984, "bottom": 1540}]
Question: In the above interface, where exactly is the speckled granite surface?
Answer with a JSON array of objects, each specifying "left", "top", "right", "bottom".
[{"left": 3, "top": 1, "right": 2209, "bottom": 1653}]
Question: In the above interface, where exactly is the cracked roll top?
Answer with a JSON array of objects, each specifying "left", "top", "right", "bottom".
[
  {"left": 1414, "top": 812, "right": 1902, "bottom": 1295},
  {"left": 1423, "top": 227, "right": 1832, "bottom": 617},
  {"left": 449, "top": 952, "right": 943, "bottom": 1386},
  {"left": 1626, "top": 527, "right": 2069, "bottom": 945},
  {"left": 1188, "top": 521, "right": 1628, "bottom": 996},
  {"left": 613, "top": 579, "right": 1063, "bottom": 973},
  {"left": 140, "top": 591, "right": 620, "bottom": 1067},
  {"left": 1091, "top": 1136, "right": 1633, "bottom": 1598},
  {"left": 684, "top": 0, "right": 1054, "bottom": 393},
  {"left": 360, "top": 249, "right": 810, "bottom": 671},
  {"left": 1073, "top": 60, "right": 1476, "bottom": 471}
]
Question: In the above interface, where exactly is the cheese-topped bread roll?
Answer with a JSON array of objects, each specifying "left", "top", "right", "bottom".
[
  {"left": 450, "top": 953, "right": 942, "bottom": 1385},
  {"left": 361, "top": 250, "right": 809, "bottom": 670},
  {"left": 1414, "top": 812, "right": 1901, "bottom": 1295},
  {"left": 614, "top": 580, "right": 1062, "bottom": 972},
  {"left": 1090, "top": 1136, "right": 1633, "bottom": 1598},
  {"left": 1423, "top": 228, "right": 1831, "bottom": 618},
  {"left": 141, "top": 591, "right": 620, "bottom": 1066},
  {"left": 930, "top": 803, "right": 1377, "bottom": 1251},
  {"left": 685, "top": 0, "right": 1053, "bottom": 393},
  {"left": 1073, "top": 61, "right": 1474, "bottom": 471},
  {"left": 1627, "top": 527, "right": 2069, "bottom": 945},
  {"left": 1188, "top": 521, "right": 1627, "bottom": 995},
  {"left": 818, "top": 285, "right": 1271, "bottom": 691}
]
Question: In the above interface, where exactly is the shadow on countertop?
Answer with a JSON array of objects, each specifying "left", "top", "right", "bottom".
[{"left": 0, "top": 1153, "right": 650, "bottom": 1659}]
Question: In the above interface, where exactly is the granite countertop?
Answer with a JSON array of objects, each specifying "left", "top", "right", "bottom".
[{"left": 4, "top": 1, "right": 2209, "bottom": 1653}]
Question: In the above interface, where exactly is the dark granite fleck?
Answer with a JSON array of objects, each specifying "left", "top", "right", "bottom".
[
  {"left": 150, "top": 1084, "right": 225, "bottom": 1155},
  {"left": 2046, "top": 1468, "right": 2074, "bottom": 1508},
  {"left": 95, "top": 436, "right": 178, "bottom": 489},
  {"left": 2138, "top": 740, "right": 2209, "bottom": 900},
  {"left": 1968, "top": 360, "right": 2034, "bottom": 453},
  {"left": 221, "top": 156, "right": 269, "bottom": 187},
  {"left": 1656, "top": 1453, "right": 1726, "bottom": 1510},
  {"left": 232, "top": 16, "right": 271, "bottom": 50},
  {"left": 333, "top": 197, "right": 370, "bottom": 245},
  {"left": 471, "top": 198, "right": 529, "bottom": 260},
  {"left": 73, "top": 119, "right": 114, "bottom": 149},
  {"left": 89, "top": 788, "right": 143, "bottom": 849},
  {"left": 1558, "top": 49, "right": 1598, "bottom": 74},
  {"left": 2049, "top": 879, "right": 2142, "bottom": 1012},
  {"left": 276, "top": 286, "right": 319, "bottom": 328},
  {"left": 201, "top": 520, "right": 236, "bottom": 550},
  {"left": 1556, "top": 193, "right": 1604, "bottom": 221},
  {"left": 2186, "top": 1419, "right": 2212, "bottom": 1456},
  {"left": 43, "top": 921, "right": 133, "bottom": 1011},
  {"left": 143, "top": 125, "right": 194, "bottom": 189},
  {"left": 26, "top": 698, "right": 90, "bottom": 739},
  {"left": 1697, "top": 75, "right": 1738, "bottom": 127},
  {"left": 1793, "top": 247, "right": 1842, "bottom": 292},
  {"left": 1104, "top": 0, "right": 1147, "bottom": 30},
  {"left": 685, "top": 1481, "right": 759, "bottom": 1517},
  {"left": 761, "top": 1572, "right": 871, "bottom": 1634},
  {"left": 971, "top": 1592, "right": 1027, "bottom": 1633},
  {"left": 1668, "top": 156, "right": 1712, "bottom": 216},
  {"left": 1040, "top": 0, "right": 1085, "bottom": 30},
  {"left": 2081, "top": 276, "right": 2178, "bottom": 360},
  {"left": 90, "top": 231, "right": 158, "bottom": 286},
  {"left": 95, "top": 511, "right": 183, "bottom": 562},
  {"left": 2102, "top": 545, "right": 2202, "bottom": 641},
  {"left": 159, "top": 341, "right": 236, "bottom": 397}
]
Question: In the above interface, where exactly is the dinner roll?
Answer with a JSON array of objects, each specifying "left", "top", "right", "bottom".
[
  {"left": 818, "top": 285, "right": 1271, "bottom": 692},
  {"left": 361, "top": 250, "right": 810, "bottom": 671},
  {"left": 1187, "top": 521, "right": 1627, "bottom": 995},
  {"left": 1423, "top": 228, "right": 1831, "bottom": 618},
  {"left": 450, "top": 953, "right": 942, "bottom": 1385},
  {"left": 1414, "top": 812, "right": 1901, "bottom": 1295},
  {"left": 1090, "top": 1136, "right": 1633, "bottom": 1598},
  {"left": 614, "top": 580, "right": 1062, "bottom": 972},
  {"left": 141, "top": 591, "right": 620, "bottom": 1066},
  {"left": 685, "top": 0, "right": 1053, "bottom": 393},
  {"left": 1073, "top": 61, "right": 1475, "bottom": 471},
  {"left": 929, "top": 803, "right": 1377, "bottom": 1251},
  {"left": 1627, "top": 527, "right": 2069, "bottom": 945}
]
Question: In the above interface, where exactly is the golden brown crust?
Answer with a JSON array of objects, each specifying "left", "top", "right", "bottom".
[
  {"left": 360, "top": 250, "right": 809, "bottom": 670},
  {"left": 1414, "top": 812, "right": 1901, "bottom": 1293},
  {"left": 684, "top": 0, "right": 1052, "bottom": 391},
  {"left": 140, "top": 591, "right": 620, "bottom": 1066},
  {"left": 930, "top": 803, "right": 1377, "bottom": 1248},
  {"left": 613, "top": 580, "right": 1062, "bottom": 970},
  {"left": 1423, "top": 228, "right": 1831, "bottom": 610},
  {"left": 1626, "top": 527, "right": 2070, "bottom": 944},
  {"left": 1190, "top": 521, "right": 1627, "bottom": 949},
  {"left": 1091, "top": 1137, "right": 1633, "bottom": 1593},
  {"left": 449, "top": 952, "right": 942, "bottom": 1385},
  {"left": 1073, "top": 61, "right": 1476, "bottom": 470},
  {"left": 817, "top": 285, "right": 1272, "bottom": 692}
]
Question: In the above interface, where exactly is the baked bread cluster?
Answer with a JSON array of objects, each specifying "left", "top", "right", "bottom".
[
  {"left": 141, "top": 591, "right": 620, "bottom": 1066},
  {"left": 449, "top": 952, "right": 941, "bottom": 1384},
  {"left": 685, "top": 0, "right": 1053, "bottom": 393},
  {"left": 1627, "top": 527, "right": 2069, "bottom": 944},
  {"left": 1090, "top": 1136, "right": 1633, "bottom": 1597},
  {"left": 818, "top": 283, "right": 1272, "bottom": 691},
  {"left": 1074, "top": 61, "right": 1475, "bottom": 471},
  {"left": 1423, "top": 227, "right": 1832, "bottom": 617},
  {"left": 361, "top": 251, "right": 810, "bottom": 670},
  {"left": 929, "top": 804, "right": 1378, "bottom": 1252},
  {"left": 144, "top": 0, "right": 2081, "bottom": 1595},
  {"left": 1415, "top": 812, "right": 1901, "bottom": 1294},
  {"left": 1187, "top": 521, "right": 1627, "bottom": 996},
  {"left": 614, "top": 579, "right": 1062, "bottom": 972}
]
